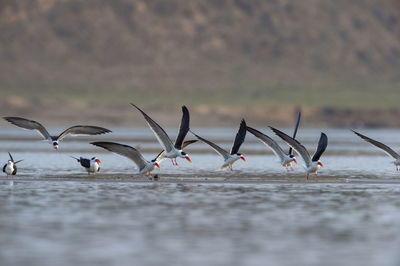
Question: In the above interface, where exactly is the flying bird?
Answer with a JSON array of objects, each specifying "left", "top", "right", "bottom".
[
  {"left": 191, "top": 119, "right": 247, "bottom": 170},
  {"left": 3, "top": 117, "right": 112, "bottom": 151},
  {"left": 91, "top": 142, "right": 160, "bottom": 176},
  {"left": 270, "top": 127, "right": 328, "bottom": 179},
  {"left": 352, "top": 130, "right": 400, "bottom": 171},
  {"left": 70, "top": 156, "right": 102, "bottom": 175},
  {"left": 3, "top": 152, "right": 23, "bottom": 176},
  {"left": 131, "top": 104, "right": 193, "bottom": 165},
  {"left": 246, "top": 112, "right": 301, "bottom": 171}
]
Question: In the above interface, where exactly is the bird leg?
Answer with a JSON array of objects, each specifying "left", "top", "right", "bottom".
[
  {"left": 229, "top": 164, "right": 233, "bottom": 171},
  {"left": 306, "top": 173, "right": 309, "bottom": 180}
]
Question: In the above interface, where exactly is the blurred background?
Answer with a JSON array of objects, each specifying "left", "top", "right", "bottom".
[{"left": 0, "top": 0, "right": 399, "bottom": 127}]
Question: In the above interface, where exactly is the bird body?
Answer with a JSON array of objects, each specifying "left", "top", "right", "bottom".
[
  {"left": 71, "top": 156, "right": 101, "bottom": 174},
  {"left": 131, "top": 104, "right": 192, "bottom": 165},
  {"left": 91, "top": 142, "right": 160, "bottom": 176},
  {"left": 270, "top": 127, "right": 327, "bottom": 179},
  {"left": 3, "top": 117, "right": 111, "bottom": 151},
  {"left": 2, "top": 152, "right": 23, "bottom": 176},
  {"left": 192, "top": 119, "right": 247, "bottom": 170}
]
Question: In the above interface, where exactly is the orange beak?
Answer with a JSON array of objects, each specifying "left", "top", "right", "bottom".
[
  {"left": 318, "top": 162, "right": 324, "bottom": 168},
  {"left": 186, "top": 156, "right": 192, "bottom": 163},
  {"left": 95, "top": 159, "right": 102, "bottom": 164},
  {"left": 155, "top": 163, "right": 160, "bottom": 169},
  {"left": 293, "top": 158, "right": 298, "bottom": 164},
  {"left": 241, "top": 155, "right": 246, "bottom": 162}
]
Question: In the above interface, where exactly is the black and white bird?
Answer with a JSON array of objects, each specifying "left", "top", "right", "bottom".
[
  {"left": 91, "top": 142, "right": 160, "bottom": 176},
  {"left": 352, "top": 130, "right": 400, "bottom": 171},
  {"left": 270, "top": 127, "right": 328, "bottom": 179},
  {"left": 246, "top": 112, "right": 301, "bottom": 171},
  {"left": 3, "top": 152, "right": 23, "bottom": 176},
  {"left": 191, "top": 119, "right": 247, "bottom": 170},
  {"left": 131, "top": 104, "right": 193, "bottom": 165},
  {"left": 3, "top": 117, "right": 112, "bottom": 151},
  {"left": 70, "top": 156, "right": 102, "bottom": 175}
]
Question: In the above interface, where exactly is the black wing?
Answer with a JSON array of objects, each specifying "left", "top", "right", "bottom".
[
  {"left": 12, "top": 165, "right": 17, "bottom": 175},
  {"left": 311, "top": 132, "right": 328, "bottom": 162},
  {"left": 289, "top": 111, "right": 301, "bottom": 155},
  {"left": 8, "top": 152, "right": 14, "bottom": 162},
  {"left": 2, "top": 164, "right": 5, "bottom": 173},
  {"left": 79, "top": 157, "right": 91, "bottom": 168},
  {"left": 230, "top": 119, "right": 247, "bottom": 154},
  {"left": 174, "top": 106, "right": 190, "bottom": 149}
]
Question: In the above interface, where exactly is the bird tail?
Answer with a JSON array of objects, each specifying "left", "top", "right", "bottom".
[{"left": 69, "top": 156, "right": 80, "bottom": 162}]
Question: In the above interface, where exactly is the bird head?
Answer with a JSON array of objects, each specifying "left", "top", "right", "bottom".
[
  {"left": 317, "top": 161, "right": 324, "bottom": 168},
  {"left": 53, "top": 141, "right": 59, "bottom": 151},
  {"left": 289, "top": 154, "right": 298, "bottom": 164},
  {"left": 180, "top": 151, "right": 192, "bottom": 163},
  {"left": 92, "top": 157, "right": 101, "bottom": 164},
  {"left": 7, "top": 160, "right": 13, "bottom": 166},
  {"left": 237, "top": 153, "right": 246, "bottom": 162}
]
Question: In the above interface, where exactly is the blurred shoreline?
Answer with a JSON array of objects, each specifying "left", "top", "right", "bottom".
[{"left": 1, "top": 102, "right": 400, "bottom": 128}]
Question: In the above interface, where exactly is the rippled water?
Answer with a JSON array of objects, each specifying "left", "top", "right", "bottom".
[{"left": 1, "top": 126, "right": 400, "bottom": 266}]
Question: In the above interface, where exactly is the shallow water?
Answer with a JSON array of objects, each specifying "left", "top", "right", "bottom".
[
  {"left": 1, "top": 126, "right": 400, "bottom": 266},
  {"left": 1, "top": 181, "right": 400, "bottom": 266}
]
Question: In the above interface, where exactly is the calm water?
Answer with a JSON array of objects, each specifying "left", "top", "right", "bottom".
[{"left": 1, "top": 126, "right": 400, "bottom": 266}]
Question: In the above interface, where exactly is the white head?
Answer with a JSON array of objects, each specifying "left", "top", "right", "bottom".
[
  {"left": 52, "top": 141, "right": 59, "bottom": 151},
  {"left": 91, "top": 157, "right": 102, "bottom": 164},
  {"left": 150, "top": 159, "right": 161, "bottom": 169},
  {"left": 7, "top": 160, "right": 13, "bottom": 166},
  {"left": 288, "top": 154, "right": 298, "bottom": 165},
  {"left": 235, "top": 153, "right": 246, "bottom": 162},
  {"left": 179, "top": 151, "right": 192, "bottom": 163}
]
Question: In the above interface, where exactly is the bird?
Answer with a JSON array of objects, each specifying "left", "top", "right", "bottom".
[
  {"left": 3, "top": 152, "right": 23, "bottom": 176},
  {"left": 70, "top": 156, "right": 102, "bottom": 175},
  {"left": 91, "top": 141, "right": 160, "bottom": 176},
  {"left": 131, "top": 104, "right": 193, "bottom": 165},
  {"left": 270, "top": 127, "right": 328, "bottom": 179},
  {"left": 3, "top": 117, "right": 112, "bottom": 151},
  {"left": 246, "top": 112, "right": 301, "bottom": 171},
  {"left": 191, "top": 119, "right": 247, "bottom": 170},
  {"left": 352, "top": 130, "right": 400, "bottom": 171}
]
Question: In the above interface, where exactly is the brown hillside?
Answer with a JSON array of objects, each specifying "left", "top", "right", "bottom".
[{"left": 0, "top": 0, "right": 400, "bottom": 126}]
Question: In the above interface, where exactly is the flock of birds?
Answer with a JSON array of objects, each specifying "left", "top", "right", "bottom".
[{"left": 2, "top": 104, "right": 400, "bottom": 179}]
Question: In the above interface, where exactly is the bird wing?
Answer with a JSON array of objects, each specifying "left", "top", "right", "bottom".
[
  {"left": 79, "top": 158, "right": 91, "bottom": 168},
  {"left": 91, "top": 142, "right": 148, "bottom": 170},
  {"left": 57, "top": 126, "right": 111, "bottom": 141},
  {"left": 174, "top": 106, "right": 190, "bottom": 149},
  {"left": 289, "top": 111, "right": 301, "bottom": 155},
  {"left": 230, "top": 119, "right": 247, "bottom": 154},
  {"left": 246, "top": 126, "right": 286, "bottom": 160},
  {"left": 3, "top": 117, "right": 51, "bottom": 140},
  {"left": 191, "top": 131, "right": 229, "bottom": 159},
  {"left": 311, "top": 133, "right": 328, "bottom": 162},
  {"left": 131, "top": 104, "right": 174, "bottom": 153},
  {"left": 155, "top": 139, "right": 198, "bottom": 162},
  {"left": 352, "top": 130, "right": 400, "bottom": 159},
  {"left": 8, "top": 152, "right": 14, "bottom": 162},
  {"left": 14, "top": 159, "right": 24, "bottom": 164},
  {"left": 270, "top": 126, "right": 311, "bottom": 167}
]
